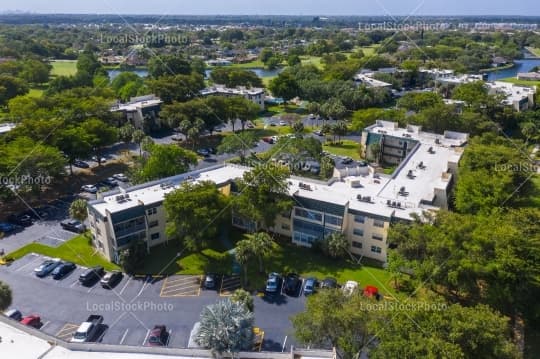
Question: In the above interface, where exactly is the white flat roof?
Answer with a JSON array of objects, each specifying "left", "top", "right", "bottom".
[
  {"left": 0, "top": 320, "right": 52, "bottom": 359},
  {"left": 0, "top": 122, "right": 16, "bottom": 134},
  {"left": 91, "top": 122, "right": 466, "bottom": 221}
]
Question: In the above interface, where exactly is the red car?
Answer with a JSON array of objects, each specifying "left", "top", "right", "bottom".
[
  {"left": 20, "top": 315, "right": 41, "bottom": 328},
  {"left": 147, "top": 325, "right": 168, "bottom": 346}
]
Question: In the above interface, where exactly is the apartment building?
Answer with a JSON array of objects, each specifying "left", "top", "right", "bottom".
[
  {"left": 200, "top": 85, "right": 265, "bottom": 110},
  {"left": 111, "top": 94, "right": 163, "bottom": 131},
  {"left": 485, "top": 81, "right": 536, "bottom": 112},
  {"left": 87, "top": 122, "right": 467, "bottom": 264}
]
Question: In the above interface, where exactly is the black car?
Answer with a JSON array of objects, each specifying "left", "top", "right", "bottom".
[
  {"left": 61, "top": 219, "right": 86, "bottom": 233},
  {"left": 283, "top": 273, "right": 302, "bottom": 296},
  {"left": 203, "top": 274, "right": 217, "bottom": 289},
  {"left": 8, "top": 214, "right": 33, "bottom": 227},
  {"left": 79, "top": 266, "right": 105, "bottom": 286},
  {"left": 52, "top": 262, "right": 76, "bottom": 280},
  {"left": 73, "top": 160, "right": 90, "bottom": 169},
  {"left": 100, "top": 271, "right": 123, "bottom": 288},
  {"left": 321, "top": 277, "right": 338, "bottom": 289}
]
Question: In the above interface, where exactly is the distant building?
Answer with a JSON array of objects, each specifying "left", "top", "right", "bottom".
[
  {"left": 201, "top": 85, "right": 265, "bottom": 109},
  {"left": 353, "top": 73, "right": 393, "bottom": 90},
  {"left": 517, "top": 72, "right": 540, "bottom": 81},
  {"left": 485, "top": 81, "right": 536, "bottom": 112},
  {"left": 491, "top": 56, "right": 510, "bottom": 68},
  {"left": 111, "top": 95, "right": 163, "bottom": 131},
  {"left": 205, "top": 58, "right": 233, "bottom": 66}
]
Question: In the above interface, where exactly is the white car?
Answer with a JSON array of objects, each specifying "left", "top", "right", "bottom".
[
  {"left": 279, "top": 120, "right": 287, "bottom": 126},
  {"left": 91, "top": 156, "right": 107, "bottom": 163},
  {"left": 342, "top": 280, "right": 359, "bottom": 295},
  {"left": 81, "top": 185, "right": 98, "bottom": 194},
  {"left": 112, "top": 173, "right": 128, "bottom": 182}
]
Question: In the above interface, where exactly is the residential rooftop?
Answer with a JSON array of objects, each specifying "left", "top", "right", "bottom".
[
  {"left": 111, "top": 94, "right": 163, "bottom": 112},
  {"left": 0, "top": 122, "right": 16, "bottom": 135},
  {"left": 201, "top": 85, "right": 265, "bottom": 96},
  {"left": 91, "top": 122, "right": 467, "bottom": 222}
]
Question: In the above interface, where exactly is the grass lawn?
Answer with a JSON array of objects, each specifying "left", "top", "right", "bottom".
[
  {"left": 323, "top": 140, "right": 362, "bottom": 160},
  {"left": 300, "top": 56, "right": 323, "bottom": 69},
  {"left": 525, "top": 47, "right": 540, "bottom": 57},
  {"left": 27, "top": 88, "right": 44, "bottom": 98},
  {"left": 214, "top": 59, "right": 266, "bottom": 69},
  {"left": 499, "top": 76, "right": 540, "bottom": 87},
  {"left": 50, "top": 60, "right": 78, "bottom": 77},
  {"left": 6, "top": 233, "right": 120, "bottom": 271}
]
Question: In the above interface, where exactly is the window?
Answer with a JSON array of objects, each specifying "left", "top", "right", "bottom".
[
  {"left": 281, "top": 223, "right": 291, "bottom": 231},
  {"left": 294, "top": 208, "right": 323, "bottom": 222},
  {"left": 353, "top": 228, "right": 364, "bottom": 237},
  {"left": 147, "top": 207, "right": 157, "bottom": 216},
  {"left": 372, "top": 234, "right": 383, "bottom": 241},
  {"left": 373, "top": 219, "right": 385, "bottom": 228},
  {"left": 354, "top": 215, "right": 365, "bottom": 223},
  {"left": 151, "top": 233, "right": 160, "bottom": 240},
  {"left": 149, "top": 220, "right": 159, "bottom": 228},
  {"left": 325, "top": 214, "right": 343, "bottom": 227},
  {"left": 96, "top": 228, "right": 101, "bottom": 236},
  {"left": 352, "top": 241, "right": 362, "bottom": 249},
  {"left": 371, "top": 245, "right": 382, "bottom": 254}
]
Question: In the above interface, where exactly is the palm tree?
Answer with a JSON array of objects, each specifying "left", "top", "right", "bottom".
[
  {"left": 230, "top": 289, "right": 254, "bottom": 312},
  {"left": 69, "top": 199, "right": 88, "bottom": 222},
  {"left": 322, "top": 232, "right": 349, "bottom": 259},
  {"left": 196, "top": 299, "right": 254, "bottom": 358},
  {"left": 234, "top": 240, "right": 254, "bottom": 287},
  {"left": 249, "top": 232, "right": 274, "bottom": 273},
  {"left": 0, "top": 281, "right": 12, "bottom": 311},
  {"left": 132, "top": 129, "right": 146, "bottom": 156}
]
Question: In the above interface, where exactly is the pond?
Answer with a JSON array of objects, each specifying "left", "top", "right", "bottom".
[
  {"left": 108, "top": 67, "right": 282, "bottom": 81},
  {"left": 205, "top": 67, "right": 283, "bottom": 79},
  {"left": 107, "top": 69, "right": 149, "bottom": 80},
  {"left": 487, "top": 59, "right": 540, "bottom": 81}
]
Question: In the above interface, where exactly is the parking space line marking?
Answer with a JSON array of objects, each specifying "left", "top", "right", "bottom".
[
  {"left": 166, "top": 329, "right": 172, "bottom": 346},
  {"left": 119, "top": 276, "right": 132, "bottom": 296},
  {"left": 120, "top": 329, "right": 129, "bottom": 345},
  {"left": 259, "top": 331, "right": 265, "bottom": 351},
  {"left": 159, "top": 276, "right": 170, "bottom": 297},
  {"left": 164, "top": 276, "right": 197, "bottom": 284},
  {"left": 15, "top": 256, "right": 42, "bottom": 272},
  {"left": 282, "top": 335, "right": 288, "bottom": 352},
  {"left": 69, "top": 279, "right": 79, "bottom": 288},
  {"left": 40, "top": 321, "right": 50, "bottom": 330},
  {"left": 87, "top": 284, "right": 96, "bottom": 293},
  {"left": 161, "top": 281, "right": 200, "bottom": 291},
  {"left": 44, "top": 235, "right": 67, "bottom": 242},
  {"left": 136, "top": 277, "right": 151, "bottom": 298},
  {"left": 142, "top": 329, "right": 150, "bottom": 346}
]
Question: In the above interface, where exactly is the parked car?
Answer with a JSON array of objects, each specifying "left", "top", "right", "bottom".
[
  {"left": 71, "top": 315, "right": 103, "bottom": 343},
  {"left": 303, "top": 277, "right": 317, "bottom": 295},
  {"left": 98, "top": 177, "right": 118, "bottom": 188},
  {"left": 265, "top": 272, "right": 282, "bottom": 295},
  {"left": 73, "top": 160, "right": 90, "bottom": 169},
  {"left": 147, "top": 325, "right": 168, "bottom": 346},
  {"left": 4, "top": 308, "right": 22, "bottom": 321},
  {"left": 79, "top": 266, "right": 105, "bottom": 286},
  {"left": 342, "top": 280, "right": 359, "bottom": 295},
  {"left": 341, "top": 157, "right": 353, "bottom": 165},
  {"left": 61, "top": 219, "right": 86, "bottom": 233},
  {"left": 171, "top": 134, "right": 183, "bottom": 141},
  {"left": 7, "top": 214, "right": 33, "bottom": 227},
  {"left": 81, "top": 185, "right": 98, "bottom": 194},
  {"left": 246, "top": 122, "right": 255, "bottom": 129},
  {"left": 20, "top": 315, "right": 41, "bottom": 328},
  {"left": 207, "top": 147, "right": 217, "bottom": 155},
  {"left": 112, "top": 173, "right": 129, "bottom": 182},
  {"left": 0, "top": 222, "right": 16, "bottom": 233},
  {"left": 314, "top": 129, "right": 323, "bottom": 136},
  {"left": 284, "top": 273, "right": 301, "bottom": 296},
  {"left": 52, "top": 262, "right": 77, "bottom": 280},
  {"left": 91, "top": 156, "right": 107, "bottom": 163},
  {"left": 100, "top": 271, "right": 123, "bottom": 288},
  {"left": 321, "top": 277, "right": 338, "bottom": 289},
  {"left": 262, "top": 137, "right": 274, "bottom": 144},
  {"left": 34, "top": 259, "right": 61, "bottom": 277},
  {"left": 279, "top": 120, "right": 287, "bottom": 126},
  {"left": 196, "top": 148, "right": 210, "bottom": 157},
  {"left": 203, "top": 274, "right": 216, "bottom": 289}
]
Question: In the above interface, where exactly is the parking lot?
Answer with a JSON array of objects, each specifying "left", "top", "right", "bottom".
[{"left": 0, "top": 254, "right": 307, "bottom": 352}]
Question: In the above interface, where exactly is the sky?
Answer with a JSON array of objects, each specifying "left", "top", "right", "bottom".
[{"left": 1, "top": 0, "right": 539, "bottom": 16}]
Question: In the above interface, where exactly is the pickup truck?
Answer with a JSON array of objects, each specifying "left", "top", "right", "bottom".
[{"left": 71, "top": 315, "right": 103, "bottom": 343}]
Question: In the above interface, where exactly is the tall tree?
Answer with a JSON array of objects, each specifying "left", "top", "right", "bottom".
[
  {"left": 217, "top": 131, "right": 257, "bottom": 163},
  {"left": 230, "top": 289, "right": 254, "bottom": 312},
  {"left": 234, "top": 164, "right": 293, "bottom": 230},
  {"left": 135, "top": 143, "right": 197, "bottom": 183},
  {"left": 81, "top": 119, "right": 118, "bottom": 166},
  {"left": 69, "top": 199, "right": 88, "bottom": 222},
  {"left": 164, "top": 181, "right": 228, "bottom": 250}
]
